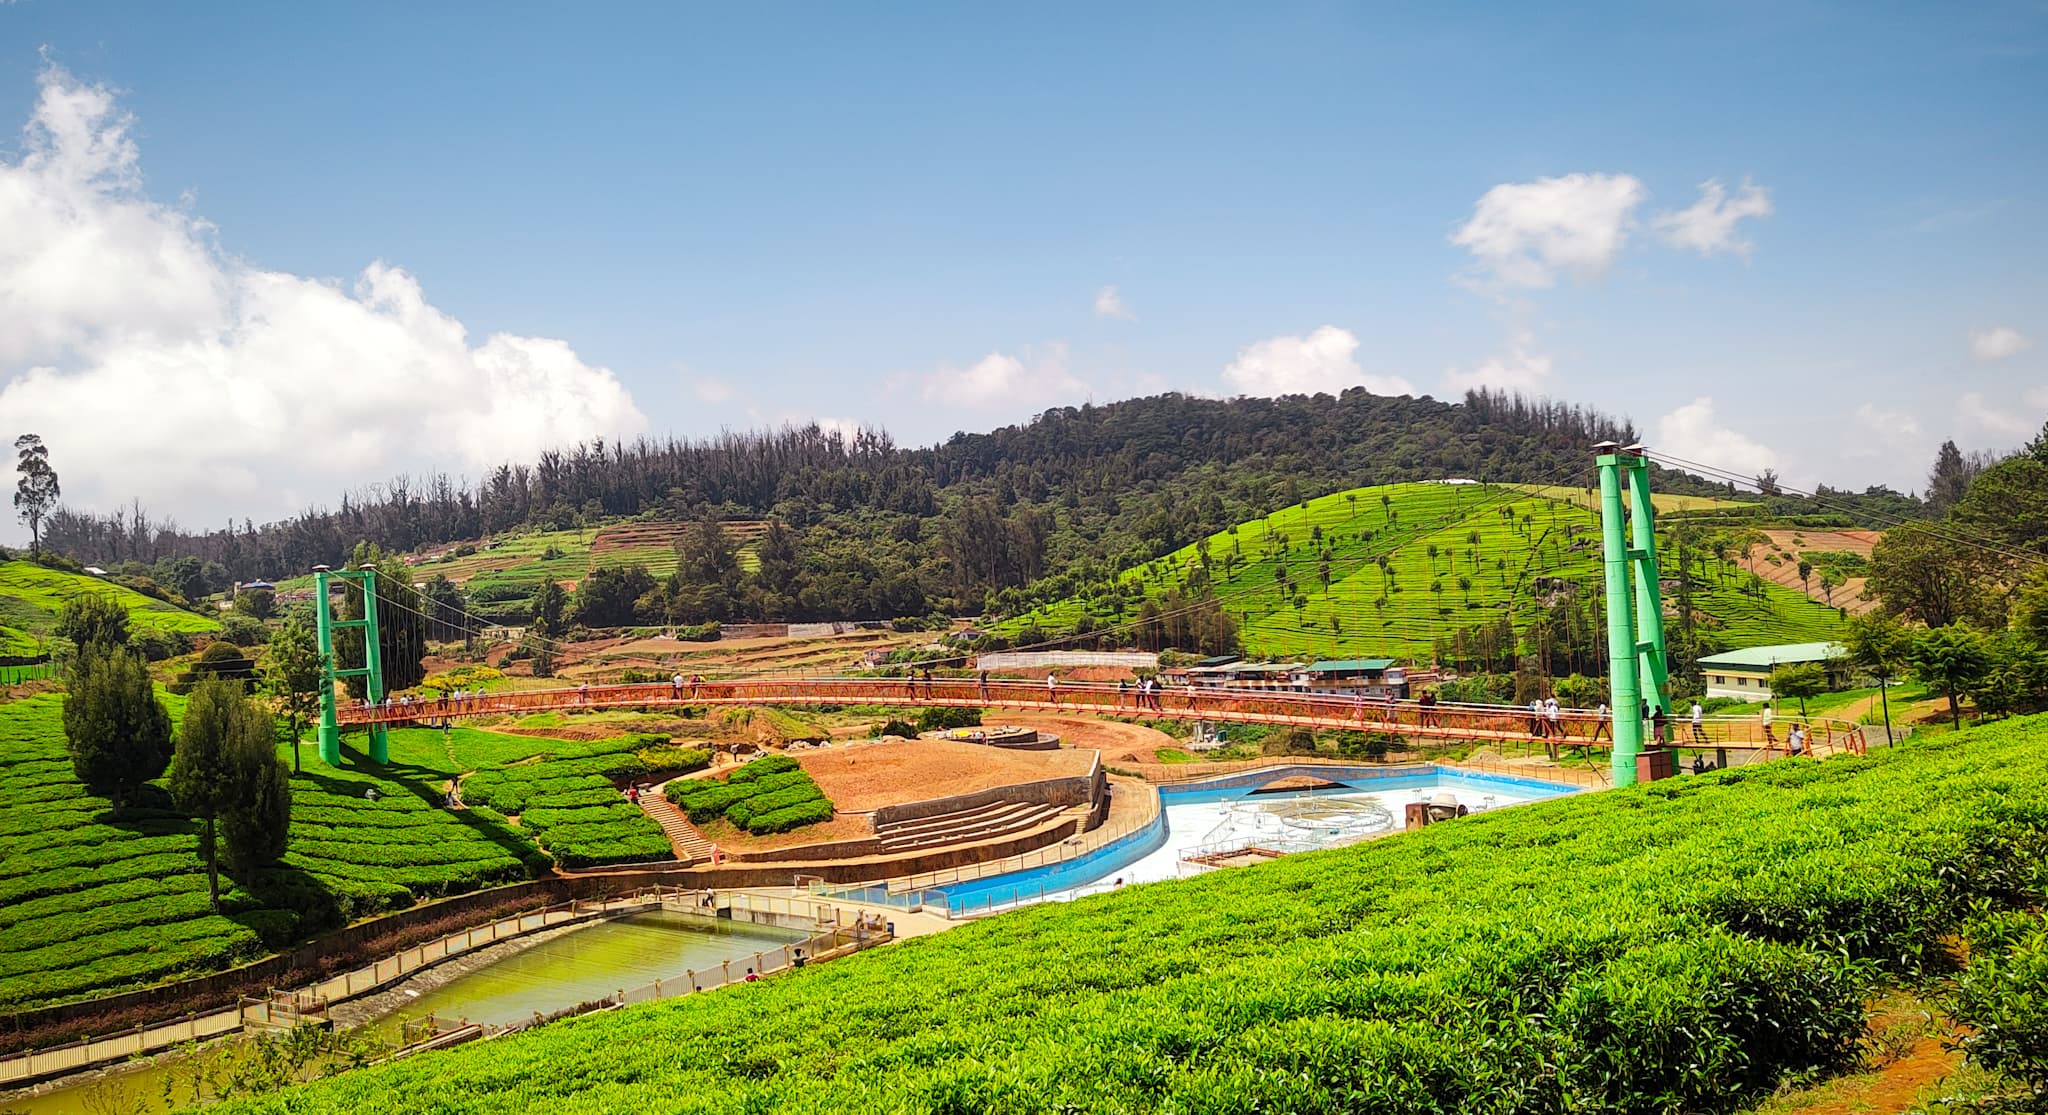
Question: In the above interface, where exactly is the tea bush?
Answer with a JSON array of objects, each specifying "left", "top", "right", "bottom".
[{"left": 665, "top": 755, "right": 832, "bottom": 835}]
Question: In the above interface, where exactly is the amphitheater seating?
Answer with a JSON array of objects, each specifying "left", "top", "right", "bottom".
[{"left": 873, "top": 800, "right": 1075, "bottom": 852}]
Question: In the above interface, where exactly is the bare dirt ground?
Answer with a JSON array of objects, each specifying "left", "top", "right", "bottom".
[
  {"left": 797, "top": 738, "right": 1098, "bottom": 813},
  {"left": 1754, "top": 529, "right": 1880, "bottom": 614},
  {"left": 995, "top": 712, "right": 1183, "bottom": 764}
]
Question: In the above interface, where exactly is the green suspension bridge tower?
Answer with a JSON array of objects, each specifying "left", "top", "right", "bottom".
[
  {"left": 312, "top": 565, "right": 389, "bottom": 766},
  {"left": 1593, "top": 442, "right": 1673, "bottom": 787}
]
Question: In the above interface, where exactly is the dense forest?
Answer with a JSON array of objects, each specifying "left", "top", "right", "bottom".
[{"left": 38, "top": 388, "right": 1924, "bottom": 623}]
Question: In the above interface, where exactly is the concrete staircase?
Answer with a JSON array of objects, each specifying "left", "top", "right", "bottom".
[
  {"left": 874, "top": 800, "right": 1073, "bottom": 853},
  {"left": 640, "top": 788, "right": 714, "bottom": 863}
]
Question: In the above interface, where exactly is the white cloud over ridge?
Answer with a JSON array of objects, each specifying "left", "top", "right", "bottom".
[
  {"left": 0, "top": 66, "right": 646, "bottom": 528},
  {"left": 1651, "top": 178, "right": 1773, "bottom": 256},
  {"left": 920, "top": 342, "right": 1086, "bottom": 408},
  {"left": 1654, "top": 396, "right": 1779, "bottom": 481},
  {"left": 1221, "top": 326, "right": 1415, "bottom": 399},
  {"left": 1442, "top": 334, "right": 1554, "bottom": 395},
  {"left": 1093, "top": 285, "right": 1134, "bottom": 320},
  {"left": 1969, "top": 326, "right": 2032, "bottom": 361},
  {"left": 1451, "top": 172, "right": 1647, "bottom": 289}
]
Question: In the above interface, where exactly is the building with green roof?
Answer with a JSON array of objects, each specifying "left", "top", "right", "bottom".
[{"left": 1696, "top": 641, "right": 1847, "bottom": 701}]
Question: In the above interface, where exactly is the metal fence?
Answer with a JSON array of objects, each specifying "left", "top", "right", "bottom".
[{"left": 336, "top": 676, "right": 1861, "bottom": 759}]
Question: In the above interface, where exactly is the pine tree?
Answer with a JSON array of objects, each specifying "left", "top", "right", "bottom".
[
  {"left": 62, "top": 646, "right": 173, "bottom": 809},
  {"left": 265, "top": 615, "right": 323, "bottom": 775},
  {"left": 171, "top": 679, "right": 291, "bottom": 908}
]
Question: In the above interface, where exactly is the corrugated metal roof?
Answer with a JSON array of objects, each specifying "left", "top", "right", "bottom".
[
  {"left": 1307, "top": 658, "right": 1395, "bottom": 673},
  {"left": 1695, "top": 642, "right": 1845, "bottom": 670}
]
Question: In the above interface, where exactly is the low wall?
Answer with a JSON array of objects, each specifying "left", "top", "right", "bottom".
[{"left": 872, "top": 757, "right": 1104, "bottom": 827}]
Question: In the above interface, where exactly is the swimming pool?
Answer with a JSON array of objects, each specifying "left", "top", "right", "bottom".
[{"left": 934, "top": 766, "right": 1574, "bottom": 915}]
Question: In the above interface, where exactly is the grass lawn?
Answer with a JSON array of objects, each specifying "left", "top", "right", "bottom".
[
  {"left": 0, "top": 560, "right": 220, "bottom": 656},
  {"left": 0, "top": 699, "right": 675, "bottom": 1013}
]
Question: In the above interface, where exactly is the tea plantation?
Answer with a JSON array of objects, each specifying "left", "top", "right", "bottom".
[
  {"left": 0, "top": 559, "right": 220, "bottom": 656},
  {"left": 1006, "top": 481, "right": 1834, "bottom": 660},
  {"left": 221, "top": 714, "right": 2048, "bottom": 1114},
  {"left": 0, "top": 699, "right": 675, "bottom": 1012}
]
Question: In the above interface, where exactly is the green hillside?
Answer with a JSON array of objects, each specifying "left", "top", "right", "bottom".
[
  {"left": 1004, "top": 481, "right": 1837, "bottom": 661},
  {"left": 0, "top": 560, "right": 221, "bottom": 656},
  {"left": 215, "top": 716, "right": 2048, "bottom": 1114},
  {"left": 0, "top": 692, "right": 679, "bottom": 1012}
]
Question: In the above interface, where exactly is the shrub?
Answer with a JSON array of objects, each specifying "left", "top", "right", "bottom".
[
  {"left": 916, "top": 706, "right": 983, "bottom": 731},
  {"left": 874, "top": 719, "right": 918, "bottom": 738}
]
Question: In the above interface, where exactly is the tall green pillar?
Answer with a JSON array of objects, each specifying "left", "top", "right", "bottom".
[
  {"left": 311, "top": 566, "right": 389, "bottom": 766},
  {"left": 1626, "top": 459, "right": 1672, "bottom": 717},
  {"left": 1595, "top": 446, "right": 1645, "bottom": 786}
]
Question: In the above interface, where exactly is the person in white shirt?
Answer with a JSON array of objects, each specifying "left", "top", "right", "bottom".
[
  {"left": 1689, "top": 701, "right": 1707, "bottom": 744},
  {"left": 1544, "top": 697, "right": 1562, "bottom": 738},
  {"left": 1046, "top": 673, "right": 1057, "bottom": 705},
  {"left": 1594, "top": 702, "right": 1610, "bottom": 740},
  {"left": 1787, "top": 724, "right": 1807, "bottom": 756},
  {"left": 1760, "top": 702, "right": 1776, "bottom": 744}
]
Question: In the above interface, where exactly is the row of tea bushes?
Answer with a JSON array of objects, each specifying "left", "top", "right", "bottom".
[{"left": 665, "top": 755, "right": 834, "bottom": 835}]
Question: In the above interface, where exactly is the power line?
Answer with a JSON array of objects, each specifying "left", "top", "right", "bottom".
[{"left": 1646, "top": 450, "right": 2046, "bottom": 569}]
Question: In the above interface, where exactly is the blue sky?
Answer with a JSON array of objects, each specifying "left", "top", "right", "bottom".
[{"left": 1, "top": 2, "right": 2044, "bottom": 531}]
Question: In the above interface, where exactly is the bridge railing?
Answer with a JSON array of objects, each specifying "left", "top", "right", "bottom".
[{"left": 335, "top": 677, "right": 1860, "bottom": 756}]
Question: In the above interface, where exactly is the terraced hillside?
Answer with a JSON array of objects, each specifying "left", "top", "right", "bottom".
[
  {"left": 1005, "top": 482, "right": 1837, "bottom": 659},
  {"left": 0, "top": 560, "right": 220, "bottom": 657},
  {"left": 0, "top": 696, "right": 674, "bottom": 1013},
  {"left": 217, "top": 716, "right": 2048, "bottom": 1114}
]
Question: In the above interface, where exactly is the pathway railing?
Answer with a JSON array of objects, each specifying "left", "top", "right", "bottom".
[
  {"left": 337, "top": 676, "right": 1862, "bottom": 758},
  {"left": 0, "top": 890, "right": 671, "bottom": 1088}
]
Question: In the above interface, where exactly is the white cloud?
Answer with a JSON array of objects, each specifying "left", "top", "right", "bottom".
[
  {"left": 1220, "top": 326, "right": 1415, "bottom": 398},
  {"left": 1969, "top": 325, "right": 2033, "bottom": 361},
  {"left": 1853, "top": 403, "right": 1922, "bottom": 441},
  {"left": 1956, "top": 390, "right": 2037, "bottom": 437},
  {"left": 1651, "top": 178, "right": 1773, "bottom": 256},
  {"left": 0, "top": 65, "right": 646, "bottom": 529},
  {"left": 920, "top": 341, "right": 1087, "bottom": 408},
  {"left": 1653, "top": 396, "right": 1779, "bottom": 480},
  {"left": 1093, "top": 285, "right": 1134, "bottom": 321},
  {"left": 1442, "top": 334, "right": 1554, "bottom": 394},
  {"left": 693, "top": 376, "right": 736, "bottom": 403},
  {"left": 1450, "top": 172, "right": 1647, "bottom": 289}
]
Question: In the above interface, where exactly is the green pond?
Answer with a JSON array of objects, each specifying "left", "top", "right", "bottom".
[{"left": 2, "top": 911, "right": 804, "bottom": 1115}]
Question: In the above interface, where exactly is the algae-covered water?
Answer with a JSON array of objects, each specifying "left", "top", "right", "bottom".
[{"left": 2, "top": 911, "right": 803, "bottom": 1115}]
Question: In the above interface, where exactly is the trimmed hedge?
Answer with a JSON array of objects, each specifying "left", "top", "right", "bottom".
[{"left": 664, "top": 755, "right": 833, "bottom": 835}]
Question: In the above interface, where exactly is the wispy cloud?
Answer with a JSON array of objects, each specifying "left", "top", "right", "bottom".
[
  {"left": 1651, "top": 178, "right": 1773, "bottom": 257},
  {"left": 1093, "top": 284, "right": 1135, "bottom": 321},
  {"left": 1969, "top": 325, "right": 2032, "bottom": 361}
]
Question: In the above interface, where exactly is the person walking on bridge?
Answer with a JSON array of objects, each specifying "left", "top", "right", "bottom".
[
  {"left": 1759, "top": 702, "right": 1776, "bottom": 745},
  {"left": 672, "top": 672, "right": 685, "bottom": 701},
  {"left": 978, "top": 670, "right": 990, "bottom": 700},
  {"left": 1045, "top": 672, "right": 1058, "bottom": 705},
  {"left": 1689, "top": 701, "right": 1708, "bottom": 745},
  {"left": 1593, "top": 702, "right": 1611, "bottom": 741}
]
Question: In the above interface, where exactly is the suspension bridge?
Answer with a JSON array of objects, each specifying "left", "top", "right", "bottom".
[{"left": 334, "top": 675, "right": 1865, "bottom": 761}]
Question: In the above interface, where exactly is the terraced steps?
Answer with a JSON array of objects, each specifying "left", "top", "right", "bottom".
[
  {"left": 639, "top": 788, "right": 714, "bottom": 863},
  {"left": 875, "top": 801, "right": 1074, "bottom": 852}
]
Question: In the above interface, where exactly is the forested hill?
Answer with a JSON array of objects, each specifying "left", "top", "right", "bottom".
[{"left": 38, "top": 388, "right": 1916, "bottom": 618}]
